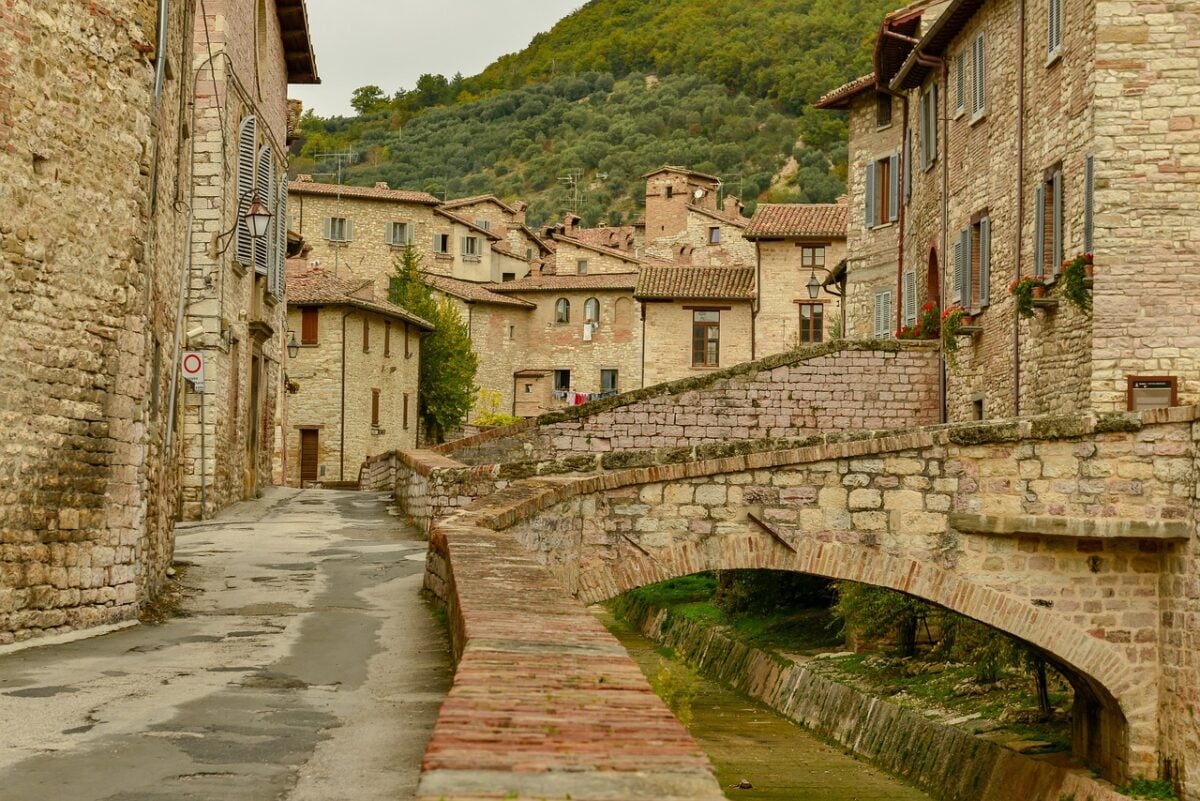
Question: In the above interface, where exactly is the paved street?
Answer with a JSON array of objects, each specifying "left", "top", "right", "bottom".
[{"left": 0, "top": 489, "right": 450, "bottom": 801}]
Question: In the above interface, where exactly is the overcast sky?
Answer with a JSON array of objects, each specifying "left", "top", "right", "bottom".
[{"left": 291, "top": 0, "right": 585, "bottom": 117}]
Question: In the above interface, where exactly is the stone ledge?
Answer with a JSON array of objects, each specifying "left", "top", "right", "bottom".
[
  {"left": 950, "top": 513, "right": 1191, "bottom": 541},
  {"left": 417, "top": 769, "right": 726, "bottom": 801}
]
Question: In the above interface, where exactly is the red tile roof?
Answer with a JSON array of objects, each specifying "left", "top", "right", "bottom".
[
  {"left": 552, "top": 234, "right": 649, "bottom": 265},
  {"left": 744, "top": 203, "right": 849, "bottom": 240},
  {"left": 635, "top": 266, "right": 756, "bottom": 301},
  {"left": 285, "top": 263, "right": 434, "bottom": 329},
  {"left": 422, "top": 273, "right": 535, "bottom": 308},
  {"left": 288, "top": 180, "right": 441, "bottom": 205},
  {"left": 440, "top": 195, "right": 520, "bottom": 216},
  {"left": 687, "top": 204, "right": 748, "bottom": 229},
  {"left": 572, "top": 226, "right": 639, "bottom": 252},
  {"left": 642, "top": 166, "right": 722, "bottom": 183},
  {"left": 814, "top": 73, "right": 877, "bottom": 109},
  {"left": 489, "top": 273, "right": 640, "bottom": 293},
  {"left": 434, "top": 208, "right": 503, "bottom": 240}
]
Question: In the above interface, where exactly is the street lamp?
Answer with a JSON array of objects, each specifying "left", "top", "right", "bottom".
[
  {"left": 245, "top": 196, "right": 273, "bottom": 239},
  {"left": 807, "top": 270, "right": 822, "bottom": 300},
  {"left": 286, "top": 331, "right": 300, "bottom": 360}
]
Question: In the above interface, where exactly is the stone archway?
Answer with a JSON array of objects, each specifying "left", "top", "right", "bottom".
[{"left": 927, "top": 246, "right": 941, "bottom": 308}]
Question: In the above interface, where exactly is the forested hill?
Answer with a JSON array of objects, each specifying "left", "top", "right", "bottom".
[{"left": 293, "top": 0, "right": 895, "bottom": 229}]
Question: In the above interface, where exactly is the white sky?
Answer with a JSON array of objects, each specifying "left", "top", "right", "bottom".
[{"left": 291, "top": 0, "right": 586, "bottom": 117}]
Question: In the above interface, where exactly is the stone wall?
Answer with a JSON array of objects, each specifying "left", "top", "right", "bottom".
[
  {"left": 642, "top": 300, "right": 755, "bottom": 386},
  {"left": 443, "top": 341, "right": 941, "bottom": 465},
  {"left": 0, "top": 0, "right": 192, "bottom": 640},
  {"left": 615, "top": 600, "right": 1134, "bottom": 801},
  {"left": 754, "top": 237, "right": 846, "bottom": 355}
]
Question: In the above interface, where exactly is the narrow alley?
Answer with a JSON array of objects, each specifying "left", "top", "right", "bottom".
[{"left": 0, "top": 490, "right": 450, "bottom": 801}]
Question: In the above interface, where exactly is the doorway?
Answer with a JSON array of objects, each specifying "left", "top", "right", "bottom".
[{"left": 300, "top": 429, "right": 319, "bottom": 486}]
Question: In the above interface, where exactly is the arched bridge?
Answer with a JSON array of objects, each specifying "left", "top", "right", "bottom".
[{"left": 413, "top": 407, "right": 1200, "bottom": 801}]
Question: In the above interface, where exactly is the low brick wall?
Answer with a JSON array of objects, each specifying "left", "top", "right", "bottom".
[
  {"left": 438, "top": 340, "right": 941, "bottom": 465},
  {"left": 614, "top": 599, "right": 1133, "bottom": 801},
  {"left": 359, "top": 451, "right": 400, "bottom": 492}
]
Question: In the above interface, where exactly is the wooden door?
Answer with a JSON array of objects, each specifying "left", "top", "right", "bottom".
[{"left": 300, "top": 429, "right": 319, "bottom": 486}]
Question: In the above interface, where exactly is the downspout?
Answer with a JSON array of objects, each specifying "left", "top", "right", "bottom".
[
  {"left": 916, "top": 51, "right": 949, "bottom": 423},
  {"left": 884, "top": 87, "right": 910, "bottom": 334},
  {"left": 751, "top": 241, "right": 761, "bottom": 359},
  {"left": 1013, "top": 0, "right": 1026, "bottom": 416},
  {"left": 640, "top": 304, "right": 647, "bottom": 389},
  {"left": 340, "top": 309, "right": 353, "bottom": 481}
]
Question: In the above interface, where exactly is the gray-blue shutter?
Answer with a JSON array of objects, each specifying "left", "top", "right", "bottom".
[
  {"left": 274, "top": 177, "right": 287, "bottom": 300},
  {"left": 865, "top": 161, "right": 876, "bottom": 229},
  {"left": 918, "top": 93, "right": 928, "bottom": 169},
  {"left": 904, "top": 128, "right": 913, "bottom": 201},
  {"left": 1034, "top": 183, "right": 1046, "bottom": 277},
  {"left": 929, "top": 83, "right": 938, "bottom": 163},
  {"left": 961, "top": 228, "right": 973, "bottom": 308},
  {"left": 1052, "top": 170, "right": 1063, "bottom": 275},
  {"left": 980, "top": 217, "right": 991, "bottom": 307},
  {"left": 235, "top": 117, "right": 257, "bottom": 266},
  {"left": 1084, "top": 155, "right": 1094, "bottom": 253},
  {"left": 889, "top": 153, "right": 900, "bottom": 222},
  {"left": 953, "top": 238, "right": 963, "bottom": 303},
  {"left": 254, "top": 146, "right": 272, "bottom": 276}
]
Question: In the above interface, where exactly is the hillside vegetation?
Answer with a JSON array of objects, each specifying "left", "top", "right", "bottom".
[{"left": 295, "top": 0, "right": 895, "bottom": 228}]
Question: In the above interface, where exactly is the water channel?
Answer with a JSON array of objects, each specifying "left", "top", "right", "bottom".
[{"left": 599, "top": 609, "right": 933, "bottom": 801}]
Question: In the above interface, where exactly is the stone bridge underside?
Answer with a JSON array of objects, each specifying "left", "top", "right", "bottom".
[{"left": 419, "top": 407, "right": 1200, "bottom": 801}]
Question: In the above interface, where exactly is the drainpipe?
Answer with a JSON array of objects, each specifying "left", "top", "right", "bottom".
[
  {"left": 1013, "top": 0, "right": 1027, "bottom": 416},
  {"left": 916, "top": 51, "right": 949, "bottom": 423},
  {"left": 340, "top": 309, "right": 353, "bottom": 481},
  {"left": 751, "top": 241, "right": 761, "bottom": 359},
  {"left": 884, "top": 87, "right": 910, "bottom": 334},
  {"left": 640, "top": 303, "right": 647, "bottom": 389}
]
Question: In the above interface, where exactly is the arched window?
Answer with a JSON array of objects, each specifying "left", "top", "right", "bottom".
[
  {"left": 554, "top": 298, "right": 570, "bottom": 324},
  {"left": 584, "top": 297, "right": 600, "bottom": 324},
  {"left": 613, "top": 297, "right": 633, "bottom": 328}
]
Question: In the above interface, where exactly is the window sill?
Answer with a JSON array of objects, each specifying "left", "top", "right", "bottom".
[
  {"left": 690, "top": 365, "right": 721, "bottom": 371},
  {"left": 1047, "top": 48, "right": 1063, "bottom": 68},
  {"left": 433, "top": 253, "right": 452, "bottom": 260},
  {"left": 463, "top": 255, "right": 482, "bottom": 263},
  {"left": 324, "top": 240, "right": 351, "bottom": 246},
  {"left": 953, "top": 108, "right": 965, "bottom": 120},
  {"left": 969, "top": 111, "right": 987, "bottom": 127},
  {"left": 388, "top": 243, "right": 413, "bottom": 250},
  {"left": 867, "top": 221, "right": 897, "bottom": 232}
]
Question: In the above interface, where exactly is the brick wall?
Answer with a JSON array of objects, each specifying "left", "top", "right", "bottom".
[{"left": 0, "top": 0, "right": 191, "bottom": 640}]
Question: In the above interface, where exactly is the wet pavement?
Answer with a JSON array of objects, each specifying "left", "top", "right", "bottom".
[{"left": 0, "top": 488, "right": 451, "bottom": 801}]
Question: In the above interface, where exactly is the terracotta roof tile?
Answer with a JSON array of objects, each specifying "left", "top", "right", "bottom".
[
  {"left": 635, "top": 266, "right": 756, "bottom": 301},
  {"left": 744, "top": 203, "right": 849, "bottom": 240},
  {"left": 814, "top": 73, "right": 877, "bottom": 109},
  {"left": 489, "top": 273, "right": 640, "bottom": 293},
  {"left": 286, "top": 262, "right": 434, "bottom": 329},
  {"left": 422, "top": 273, "right": 536, "bottom": 308},
  {"left": 572, "top": 226, "right": 639, "bottom": 251},
  {"left": 434, "top": 208, "right": 503, "bottom": 240},
  {"left": 439, "top": 195, "right": 519, "bottom": 215},
  {"left": 687, "top": 204, "right": 748, "bottom": 229},
  {"left": 288, "top": 180, "right": 441, "bottom": 205}
]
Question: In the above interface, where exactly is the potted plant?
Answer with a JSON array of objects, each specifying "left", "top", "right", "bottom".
[
  {"left": 1009, "top": 277, "right": 1046, "bottom": 317},
  {"left": 1059, "top": 253, "right": 1093, "bottom": 312},
  {"left": 897, "top": 303, "right": 941, "bottom": 341},
  {"left": 941, "top": 305, "right": 970, "bottom": 369}
]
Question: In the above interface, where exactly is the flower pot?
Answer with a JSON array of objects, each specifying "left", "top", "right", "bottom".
[
  {"left": 960, "top": 314, "right": 975, "bottom": 327},
  {"left": 1031, "top": 285, "right": 1046, "bottom": 299},
  {"left": 1084, "top": 263, "right": 1094, "bottom": 279}
]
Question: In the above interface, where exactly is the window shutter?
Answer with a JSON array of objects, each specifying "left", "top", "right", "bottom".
[
  {"left": 274, "top": 177, "right": 287, "bottom": 299},
  {"left": 254, "top": 146, "right": 272, "bottom": 275},
  {"left": 873, "top": 293, "right": 883, "bottom": 337},
  {"left": 904, "top": 128, "right": 913, "bottom": 202},
  {"left": 235, "top": 117, "right": 257, "bottom": 265},
  {"left": 461, "top": 236, "right": 469, "bottom": 255},
  {"left": 1034, "top": 183, "right": 1046, "bottom": 276},
  {"left": 903, "top": 271, "right": 918, "bottom": 326},
  {"left": 1052, "top": 170, "right": 1063, "bottom": 275},
  {"left": 865, "top": 161, "right": 876, "bottom": 229},
  {"left": 889, "top": 153, "right": 900, "bottom": 222},
  {"left": 980, "top": 217, "right": 992, "bottom": 307},
  {"left": 918, "top": 93, "right": 929, "bottom": 169},
  {"left": 953, "top": 238, "right": 963, "bottom": 302},
  {"left": 1084, "top": 154, "right": 1094, "bottom": 252},
  {"left": 323, "top": 217, "right": 333, "bottom": 241},
  {"left": 972, "top": 36, "right": 986, "bottom": 117},
  {"left": 961, "top": 228, "right": 973, "bottom": 308},
  {"left": 956, "top": 53, "right": 965, "bottom": 113},
  {"left": 345, "top": 218, "right": 354, "bottom": 242},
  {"left": 930, "top": 83, "right": 938, "bottom": 162},
  {"left": 884, "top": 291, "right": 893, "bottom": 337}
]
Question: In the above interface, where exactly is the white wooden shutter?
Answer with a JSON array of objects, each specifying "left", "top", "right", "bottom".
[
  {"left": 235, "top": 116, "right": 257, "bottom": 266},
  {"left": 888, "top": 153, "right": 900, "bottom": 222},
  {"left": 953, "top": 238, "right": 963, "bottom": 303},
  {"left": 883, "top": 291, "right": 893, "bottom": 337},
  {"left": 274, "top": 177, "right": 287, "bottom": 300},
  {"left": 1084, "top": 154, "right": 1094, "bottom": 252},
  {"left": 980, "top": 217, "right": 991, "bottom": 307},
  {"left": 1052, "top": 170, "right": 1063, "bottom": 275},
  {"left": 254, "top": 146, "right": 273, "bottom": 276},
  {"left": 1034, "top": 183, "right": 1046, "bottom": 276},
  {"left": 903, "top": 271, "right": 917, "bottom": 326},
  {"left": 904, "top": 128, "right": 913, "bottom": 201},
  {"left": 873, "top": 292, "right": 884, "bottom": 337},
  {"left": 865, "top": 161, "right": 876, "bottom": 229},
  {"left": 961, "top": 228, "right": 973, "bottom": 308}
]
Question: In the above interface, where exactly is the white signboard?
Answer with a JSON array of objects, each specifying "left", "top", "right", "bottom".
[{"left": 182, "top": 351, "right": 205, "bottom": 388}]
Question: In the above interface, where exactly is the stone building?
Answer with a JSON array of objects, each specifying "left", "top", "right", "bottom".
[
  {"left": 1, "top": 0, "right": 193, "bottom": 641},
  {"left": 180, "top": 0, "right": 317, "bottom": 518},
  {"left": 283, "top": 264, "right": 431, "bottom": 486},
  {"left": 744, "top": 202, "right": 849, "bottom": 354},
  {"left": 640, "top": 167, "right": 755, "bottom": 267}
]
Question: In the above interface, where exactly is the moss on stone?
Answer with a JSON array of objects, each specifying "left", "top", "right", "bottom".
[
  {"left": 601, "top": 450, "right": 658, "bottom": 471},
  {"left": 1029, "top": 415, "right": 1089, "bottom": 441},
  {"left": 496, "top": 461, "right": 541, "bottom": 480},
  {"left": 947, "top": 422, "right": 1023, "bottom": 446},
  {"left": 1094, "top": 412, "right": 1143, "bottom": 434}
]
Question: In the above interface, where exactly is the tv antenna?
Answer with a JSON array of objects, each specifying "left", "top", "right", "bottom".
[
  {"left": 558, "top": 170, "right": 585, "bottom": 214},
  {"left": 312, "top": 150, "right": 358, "bottom": 274}
]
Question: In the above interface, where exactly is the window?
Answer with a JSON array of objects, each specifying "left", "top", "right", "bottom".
[
  {"left": 462, "top": 236, "right": 480, "bottom": 257},
  {"left": 665, "top": 185, "right": 674, "bottom": 199},
  {"left": 554, "top": 369, "right": 571, "bottom": 392},
  {"left": 301, "top": 308, "right": 318, "bottom": 344},
  {"left": 577, "top": 259, "right": 588, "bottom": 275},
  {"left": 865, "top": 154, "right": 899, "bottom": 228},
  {"left": 526, "top": 247, "right": 534, "bottom": 260},
  {"left": 404, "top": 323, "right": 412, "bottom": 358},
  {"left": 601, "top": 369, "right": 619, "bottom": 393},
  {"left": 1035, "top": 167, "right": 1063, "bottom": 278},
  {"left": 954, "top": 52, "right": 966, "bottom": 115},
  {"left": 388, "top": 222, "right": 410, "bottom": 246},
  {"left": 433, "top": 233, "right": 450, "bottom": 254},
  {"left": 371, "top": 389, "right": 381, "bottom": 428},
  {"left": 324, "top": 216, "right": 351, "bottom": 242},
  {"left": 584, "top": 297, "right": 600, "bottom": 324},
  {"left": 507, "top": 324, "right": 515, "bottom": 340},
  {"left": 502, "top": 272, "right": 516, "bottom": 282},
  {"left": 475, "top": 219, "right": 491, "bottom": 231},
  {"left": 362, "top": 318, "right": 370, "bottom": 353},
  {"left": 970, "top": 34, "right": 986, "bottom": 120},
  {"left": 876, "top": 92, "right": 892, "bottom": 128},
  {"left": 384, "top": 321, "right": 391, "bottom": 357},
  {"left": 692, "top": 310, "right": 721, "bottom": 367},
  {"left": 555, "top": 298, "right": 570, "bottom": 323},
  {"left": 1048, "top": 0, "right": 1063, "bottom": 59},
  {"left": 403, "top": 392, "right": 409, "bottom": 429},
  {"left": 801, "top": 246, "right": 826, "bottom": 269},
  {"left": 708, "top": 227, "right": 721, "bottom": 244},
  {"left": 524, "top": 383, "right": 533, "bottom": 394},
  {"left": 873, "top": 290, "right": 893, "bottom": 338},
  {"left": 919, "top": 83, "right": 938, "bottom": 170},
  {"left": 798, "top": 303, "right": 824, "bottom": 344}
]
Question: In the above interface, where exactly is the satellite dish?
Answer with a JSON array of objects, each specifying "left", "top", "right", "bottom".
[{"left": 693, "top": 188, "right": 706, "bottom": 200}]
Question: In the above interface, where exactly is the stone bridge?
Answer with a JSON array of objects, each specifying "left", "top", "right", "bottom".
[{"left": 408, "top": 406, "right": 1200, "bottom": 801}]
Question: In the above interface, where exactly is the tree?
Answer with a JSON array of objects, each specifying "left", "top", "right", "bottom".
[
  {"left": 350, "top": 85, "right": 388, "bottom": 115},
  {"left": 831, "top": 582, "right": 929, "bottom": 657},
  {"left": 388, "top": 246, "right": 478, "bottom": 442}
]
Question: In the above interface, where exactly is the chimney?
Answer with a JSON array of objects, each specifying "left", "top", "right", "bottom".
[
  {"left": 564, "top": 213, "right": 581, "bottom": 234},
  {"left": 723, "top": 195, "right": 745, "bottom": 219},
  {"left": 375, "top": 182, "right": 390, "bottom": 190},
  {"left": 513, "top": 200, "right": 528, "bottom": 224},
  {"left": 837, "top": 194, "right": 849, "bottom": 205},
  {"left": 296, "top": 174, "right": 313, "bottom": 183}
]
